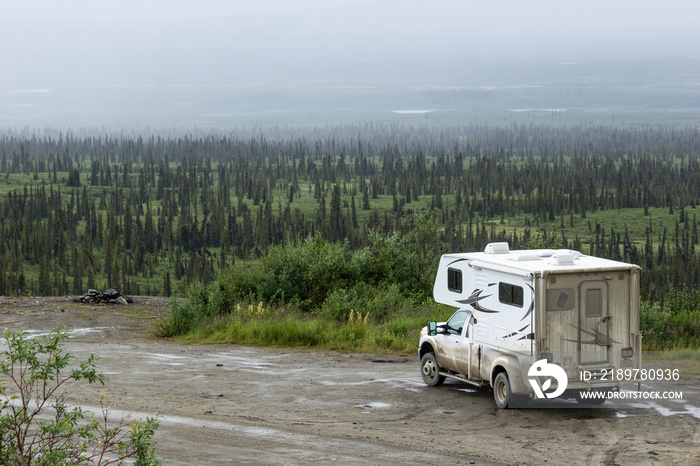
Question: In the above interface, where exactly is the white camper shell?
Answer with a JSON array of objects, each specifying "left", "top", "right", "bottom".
[{"left": 418, "top": 242, "right": 642, "bottom": 408}]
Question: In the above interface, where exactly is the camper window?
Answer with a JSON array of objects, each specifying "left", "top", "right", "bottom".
[
  {"left": 499, "top": 282, "right": 524, "bottom": 307},
  {"left": 546, "top": 288, "right": 574, "bottom": 311},
  {"left": 585, "top": 288, "right": 603, "bottom": 317},
  {"left": 447, "top": 268, "right": 463, "bottom": 293}
]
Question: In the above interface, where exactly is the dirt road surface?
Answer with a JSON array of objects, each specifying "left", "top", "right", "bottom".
[{"left": 1, "top": 296, "right": 698, "bottom": 465}]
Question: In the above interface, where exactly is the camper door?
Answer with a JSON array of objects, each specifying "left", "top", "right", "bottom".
[
  {"left": 545, "top": 274, "right": 612, "bottom": 366},
  {"left": 579, "top": 280, "right": 611, "bottom": 364}
]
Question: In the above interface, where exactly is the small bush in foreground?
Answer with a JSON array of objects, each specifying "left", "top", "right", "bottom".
[{"left": 0, "top": 328, "right": 160, "bottom": 465}]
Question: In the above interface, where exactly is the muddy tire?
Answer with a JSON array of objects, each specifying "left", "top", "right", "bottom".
[
  {"left": 420, "top": 353, "right": 445, "bottom": 386},
  {"left": 494, "top": 372, "right": 511, "bottom": 409}
]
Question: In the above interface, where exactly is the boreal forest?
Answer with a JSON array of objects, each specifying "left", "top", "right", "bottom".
[{"left": 0, "top": 122, "right": 699, "bottom": 308}]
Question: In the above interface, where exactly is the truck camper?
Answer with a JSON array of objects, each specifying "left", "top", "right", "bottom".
[{"left": 418, "top": 242, "right": 642, "bottom": 408}]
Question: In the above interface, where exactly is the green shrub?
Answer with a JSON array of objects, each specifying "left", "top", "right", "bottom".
[
  {"left": 257, "top": 243, "right": 313, "bottom": 303},
  {"left": 318, "top": 282, "right": 414, "bottom": 323},
  {"left": 641, "top": 288, "right": 700, "bottom": 349},
  {"left": 155, "top": 296, "right": 195, "bottom": 337},
  {"left": 364, "top": 283, "right": 414, "bottom": 322},
  {"left": 220, "top": 235, "right": 361, "bottom": 309},
  {"left": 359, "top": 213, "right": 446, "bottom": 298},
  {"left": 156, "top": 282, "right": 233, "bottom": 337},
  {"left": 0, "top": 328, "right": 160, "bottom": 465},
  {"left": 319, "top": 287, "right": 360, "bottom": 322},
  {"left": 216, "top": 264, "right": 264, "bottom": 303},
  {"left": 304, "top": 236, "right": 360, "bottom": 308}
]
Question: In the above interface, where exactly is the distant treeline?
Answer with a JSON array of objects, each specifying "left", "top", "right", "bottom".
[{"left": 0, "top": 122, "right": 698, "bottom": 302}]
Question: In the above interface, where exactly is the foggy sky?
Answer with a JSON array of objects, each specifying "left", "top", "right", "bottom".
[{"left": 1, "top": 0, "right": 698, "bottom": 124}]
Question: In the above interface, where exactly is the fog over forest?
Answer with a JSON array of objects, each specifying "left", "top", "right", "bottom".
[{"left": 1, "top": 0, "right": 698, "bottom": 128}]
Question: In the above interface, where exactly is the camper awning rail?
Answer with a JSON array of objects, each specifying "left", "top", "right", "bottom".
[
  {"left": 538, "top": 264, "right": 641, "bottom": 279},
  {"left": 467, "top": 260, "right": 533, "bottom": 278},
  {"left": 467, "top": 260, "right": 640, "bottom": 278}
]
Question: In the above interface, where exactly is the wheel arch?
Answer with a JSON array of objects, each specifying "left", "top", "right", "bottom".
[
  {"left": 489, "top": 354, "right": 529, "bottom": 395},
  {"left": 419, "top": 341, "right": 436, "bottom": 359},
  {"left": 491, "top": 363, "right": 508, "bottom": 387}
]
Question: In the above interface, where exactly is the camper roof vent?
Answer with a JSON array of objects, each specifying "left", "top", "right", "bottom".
[
  {"left": 556, "top": 249, "right": 583, "bottom": 257},
  {"left": 484, "top": 242, "right": 510, "bottom": 254},
  {"left": 550, "top": 254, "right": 576, "bottom": 266}
]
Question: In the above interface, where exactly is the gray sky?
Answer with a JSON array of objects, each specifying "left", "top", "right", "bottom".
[
  {"left": 3, "top": 0, "right": 698, "bottom": 84},
  {"left": 1, "top": 0, "right": 698, "bottom": 123}
]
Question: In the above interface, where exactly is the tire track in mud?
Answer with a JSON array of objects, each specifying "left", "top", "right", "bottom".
[{"left": 593, "top": 424, "right": 621, "bottom": 465}]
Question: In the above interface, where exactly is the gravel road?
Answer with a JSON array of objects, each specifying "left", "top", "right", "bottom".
[{"left": 1, "top": 297, "right": 698, "bottom": 465}]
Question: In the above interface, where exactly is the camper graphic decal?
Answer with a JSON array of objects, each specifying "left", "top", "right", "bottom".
[
  {"left": 446, "top": 258, "right": 469, "bottom": 267},
  {"left": 456, "top": 282, "right": 535, "bottom": 340},
  {"left": 456, "top": 289, "right": 498, "bottom": 313},
  {"left": 456, "top": 282, "right": 535, "bottom": 323},
  {"left": 519, "top": 284, "right": 535, "bottom": 322},
  {"left": 502, "top": 324, "right": 530, "bottom": 339}
]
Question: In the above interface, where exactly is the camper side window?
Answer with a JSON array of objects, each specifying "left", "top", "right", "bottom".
[
  {"left": 447, "top": 268, "right": 463, "bottom": 293},
  {"left": 499, "top": 282, "right": 524, "bottom": 307}
]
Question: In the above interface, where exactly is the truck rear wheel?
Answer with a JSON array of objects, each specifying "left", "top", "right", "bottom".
[
  {"left": 493, "top": 372, "right": 511, "bottom": 408},
  {"left": 420, "top": 353, "right": 445, "bottom": 386}
]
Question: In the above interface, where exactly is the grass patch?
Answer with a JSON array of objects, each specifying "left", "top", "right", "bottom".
[
  {"left": 642, "top": 350, "right": 700, "bottom": 378},
  {"left": 168, "top": 302, "right": 454, "bottom": 355}
]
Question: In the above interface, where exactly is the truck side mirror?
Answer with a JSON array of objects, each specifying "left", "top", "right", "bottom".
[{"left": 428, "top": 321, "right": 437, "bottom": 336}]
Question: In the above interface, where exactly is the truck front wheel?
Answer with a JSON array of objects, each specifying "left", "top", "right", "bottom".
[
  {"left": 420, "top": 353, "right": 445, "bottom": 386},
  {"left": 493, "top": 372, "right": 512, "bottom": 408}
]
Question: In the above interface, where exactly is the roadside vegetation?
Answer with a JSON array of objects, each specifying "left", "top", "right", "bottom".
[
  {"left": 640, "top": 288, "right": 700, "bottom": 350},
  {"left": 156, "top": 215, "right": 700, "bottom": 352},
  {"left": 155, "top": 215, "right": 456, "bottom": 354}
]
